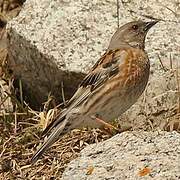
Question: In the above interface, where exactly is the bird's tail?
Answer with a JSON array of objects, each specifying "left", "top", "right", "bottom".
[{"left": 31, "top": 118, "right": 68, "bottom": 164}]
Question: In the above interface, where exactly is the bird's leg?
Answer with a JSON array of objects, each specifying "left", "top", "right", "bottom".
[{"left": 91, "top": 116, "right": 121, "bottom": 135}]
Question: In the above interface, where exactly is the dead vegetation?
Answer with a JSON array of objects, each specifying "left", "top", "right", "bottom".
[{"left": 0, "top": 117, "right": 111, "bottom": 179}]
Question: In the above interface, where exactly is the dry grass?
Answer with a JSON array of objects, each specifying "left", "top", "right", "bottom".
[
  {"left": 0, "top": 72, "right": 112, "bottom": 179},
  {"left": 0, "top": 118, "right": 111, "bottom": 179}
]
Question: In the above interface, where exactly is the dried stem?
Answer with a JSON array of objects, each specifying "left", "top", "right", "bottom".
[
  {"left": 61, "top": 81, "right": 66, "bottom": 106},
  {"left": 116, "top": 0, "right": 120, "bottom": 28},
  {"left": 19, "top": 79, "right": 23, "bottom": 106}
]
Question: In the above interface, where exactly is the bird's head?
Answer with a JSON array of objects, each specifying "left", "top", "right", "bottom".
[{"left": 109, "top": 20, "right": 159, "bottom": 50}]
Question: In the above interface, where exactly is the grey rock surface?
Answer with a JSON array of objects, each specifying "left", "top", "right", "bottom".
[
  {"left": 62, "top": 131, "right": 180, "bottom": 180},
  {"left": 6, "top": 0, "right": 179, "bottom": 107}
]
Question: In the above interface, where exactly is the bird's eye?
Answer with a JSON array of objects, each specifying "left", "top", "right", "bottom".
[{"left": 132, "top": 25, "right": 138, "bottom": 30}]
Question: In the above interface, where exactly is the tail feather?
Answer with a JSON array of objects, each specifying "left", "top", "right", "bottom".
[
  {"left": 41, "top": 109, "right": 67, "bottom": 138},
  {"left": 31, "top": 118, "right": 68, "bottom": 164}
]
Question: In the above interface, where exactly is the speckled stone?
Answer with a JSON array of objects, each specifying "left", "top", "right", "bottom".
[
  {"left": 6, "top": 0, "right": 179, "bottom": 107},
  {"left": 62, "top": 131, "right": 180, "bottom": 180}
]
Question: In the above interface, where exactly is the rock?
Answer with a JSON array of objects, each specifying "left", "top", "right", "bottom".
[
  {"left": 62, "top": 131, "right": 180, "bottom": 180},
  {"left": 6, "top": 0, "right": 179, "bottom": 108}
]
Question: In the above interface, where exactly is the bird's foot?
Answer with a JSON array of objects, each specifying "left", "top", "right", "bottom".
[{"left": 91, "top": 116, "right": 121, "bottom": 135}]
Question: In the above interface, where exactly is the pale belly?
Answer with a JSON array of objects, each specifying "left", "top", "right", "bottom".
[
  {"left": 79, "top": 74, "right": 149, "bottom": 128},
  {"left": 98, "top": 88, "right": 142, "bottom": 121}
]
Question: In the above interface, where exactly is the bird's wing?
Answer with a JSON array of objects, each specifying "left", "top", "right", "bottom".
[
  {"left": 67, "top": 49, "right": 124, "bottom": 105},
  {"left": 41, "top": 49, "right": 125, "bottom": 137}
]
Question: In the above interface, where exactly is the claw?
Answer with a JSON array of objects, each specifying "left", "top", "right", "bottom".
[{"left": 91, "top": 116, "right": 121, "bottom": 135}]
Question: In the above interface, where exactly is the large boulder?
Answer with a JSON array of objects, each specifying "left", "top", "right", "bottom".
[{"left": 62, "top": 131, "right": 180, "bottom": 180}]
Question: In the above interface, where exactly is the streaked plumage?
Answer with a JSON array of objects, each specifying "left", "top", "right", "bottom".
[{"left": 31, "top": 20, "right": 159, "bottom": 163}]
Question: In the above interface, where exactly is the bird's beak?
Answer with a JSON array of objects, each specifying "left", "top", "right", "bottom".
[{"left": 144, "top": 20, "right": 159, "bottom": 32}]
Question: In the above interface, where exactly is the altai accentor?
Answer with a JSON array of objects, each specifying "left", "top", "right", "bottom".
[{"left": 31, "top": 20, "right": 159, "bottom": 163}]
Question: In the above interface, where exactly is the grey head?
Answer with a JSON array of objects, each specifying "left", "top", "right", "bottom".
[{"left": 109, "top": 20, "right": 159, "bottom": 50}]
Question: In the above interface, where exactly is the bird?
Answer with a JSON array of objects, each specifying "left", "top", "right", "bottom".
[{"left": 31, "top": 20, "right": 159, "bottom": 163}]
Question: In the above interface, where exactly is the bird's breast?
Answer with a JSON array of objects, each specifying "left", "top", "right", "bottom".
[{"left": 82, "top": 48, "right": 150, "bottom": 122}]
